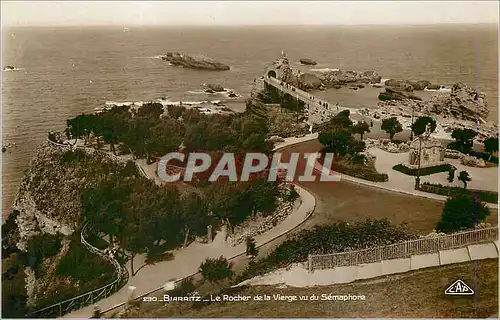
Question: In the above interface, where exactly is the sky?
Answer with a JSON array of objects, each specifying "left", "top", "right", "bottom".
[{"left": 1, "top": 1, "right": 498, "bottom": 27}]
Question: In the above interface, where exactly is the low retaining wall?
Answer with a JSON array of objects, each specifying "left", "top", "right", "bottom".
[{"left": 308, "top": 227, "right": 498, "bottom": 271}]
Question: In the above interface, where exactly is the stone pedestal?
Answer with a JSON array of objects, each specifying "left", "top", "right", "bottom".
[{"left": 408, "top": 137, "right": 446, "bottom": 169}]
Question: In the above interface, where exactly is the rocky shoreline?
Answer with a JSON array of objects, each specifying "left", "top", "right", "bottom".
[{"left": 355, "top": 82, "right": 497, "bottom": 143}]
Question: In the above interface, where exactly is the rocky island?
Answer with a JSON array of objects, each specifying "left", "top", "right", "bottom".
[
  {"left": 161, "top": 52, "right": 230, "bottom": 71},
  {"left": 299, "top": 58, "right": 317, "bottom": 65}
]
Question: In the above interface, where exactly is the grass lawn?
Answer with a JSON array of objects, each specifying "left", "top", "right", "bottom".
[
  {"left": 134, "top": 259, "right": 498, "bottom": 318},
  {"left": 277, "top": 139, "right": 497, "bottom": 234}
]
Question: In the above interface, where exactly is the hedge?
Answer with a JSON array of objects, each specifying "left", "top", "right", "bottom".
[
  {"left": 334, "top": 162, "right": 389, "bottom": 182},
  {"left": 393, "top": 163, "right": 454, "bottom": 176},
  {"left": 235, "top": 219, "right": 415, "bottom": 282},
  {"left": 419, "top": 182, "right": 498, "bottom": 204}
]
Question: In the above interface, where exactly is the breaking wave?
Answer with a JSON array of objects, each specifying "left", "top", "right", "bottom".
[{"left": 310, "top": 68, "right": 339, "bottom": 73}]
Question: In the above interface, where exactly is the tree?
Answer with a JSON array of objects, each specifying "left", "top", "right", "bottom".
[
  {"left": 246, "top": 237, "right": 258, "bottom": 257},
  {"left": 147, "top": 118, "right": 184, "bottom": 157},
  {"left": 353, "top": 120, "right": 370, "bottom": 140},
  {"left": 81, "top": 178, "right": 130, "bottom": 244},
  {"left": 346, "top": 140, "right": 366, "bottom": 164},
  {"left": 458, "top": 170, "right": 471, "bottom": 189},
  {"left": 318, "top": 130, "right": 352, "bottom": 157},
  {"left": 207, "top": 182, "right": 253, "bottom": 232},
  {"left": 450, "top": 129, "right": 477, "bottom": 154},
  {"left": 447, "top": 167, "right": 456, "bottom": 184},
  {"left": 411, "top": 116, "right": 437, "bottom": 136},
  {"left": 181, "top": 193, "right": 210, "bottom": 246},
  {"left": 328, "top": 110, "right": 353, "bottom": 132},
  {"left": 381, "top": 117, "right": 403, "bottom": 141},
  {"left": 436, "top": 195, "right": 490, "bottom": 233},
  {"left": 247, "top": 177, "right": 280, "bottom": 216},
  {"left": 118, "top": 222, "right": 148, "bottom": 276},
  {"left": 167, "top": 105, "right": 185, "bottom": 120},
  {"left": 483, "top": 136, "right": 499, "bottom": 160},
  {"left": 66, "top": 114, "right": 95, "bottom": 143},
  {"left": 199, "top": 256, "right": 233, "bottom": 284},
  {"left": 136, "top": 102, "right": 164, "bottom": 119}
]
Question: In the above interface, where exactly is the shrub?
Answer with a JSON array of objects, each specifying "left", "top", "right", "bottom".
[
  {"left": 236, "top": 219, "right": 415, "bottom": 282},
  {"left": 447, "top": 167, "right": 456, "bottom": 183},
  {"left": 419, "top": 182, "right": 497, "bottom": 204},
  {"left": 56, "top": 235, "right": 115, "bottom": 282},
  {"left": 169, "top": 278, "right": 196, "bottom": 297},
  {"left": 334, "top": 160, "right": 388, "bottom": 182},
  {"left": 458, "top": 170, "right": 471, "bottom": 189},
  {"left": 199, "top": 256, "right": 233, "bottom": 284},
  {"left": 1, "top": 255, "right": 28, "bottom": 318},
  {"left": 392, "top": 163, "right": 454, "bottom": 176},
  {"left": 436, "top": 195, "right": 490, "bottom": 233},
  {"left": 246, "top": 237, "right": 258, "bottom": 257},
  {"left": 381, "top": 117, "right": 403, "bottom": 141},
  {"left": 282, "top": 185, "right": 299, "bottom": 203}
]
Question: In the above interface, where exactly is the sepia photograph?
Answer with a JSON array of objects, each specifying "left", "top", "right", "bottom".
[{"left": 1, "top": 1, "right": 499, "bottom": 319}]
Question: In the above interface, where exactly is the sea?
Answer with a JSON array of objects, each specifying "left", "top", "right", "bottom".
[{"left": 1, "top": 24, "right": 498, "bottom": 219}]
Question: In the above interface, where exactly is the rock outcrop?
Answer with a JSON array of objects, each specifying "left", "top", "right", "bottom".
[
  {"left": 366, "top": 138, "right": 410, "bottom": 153},
  {"left": 298, "top": 73, "right": 323, "bottom": 90},
  {"left": 409, "top": 80, "right": 431, "bottom": 90},
  {"left": 299, "top": 58, "right": 317, "bottom": 65},
  {"left": 461, "top": 155, "right": 486, "bottom": 167},
  {"left": 384, "top": 79, "right": 442, "bottom": 91},
  {"left": 206, "top": 84, "right": 225, "bottom": 92},
  {"left": 318, "top": 69, "right": 381, "bottom": 87},
  {"left": 445, "top": 149, "right": 465, "bottom": 159},
  {"left": 378, "top": 87, "right": 422, "bottom": 101},
  {"left": 422, "top": 82, "right": 489, "bottom": 121},
  {"left": 384, "top": 79, "right": 415, "bottom": 92},
  {"left": 369, "top": 82, "right": 497, "bottom": 143},
  {"left": 162, "top": 52, "right": 230, "bottom": 71}
]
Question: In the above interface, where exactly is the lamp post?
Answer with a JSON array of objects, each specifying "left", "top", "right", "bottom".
[
  {"left": 410, "top": 106, "right": 415, "bottom": 141},
  {"left": 415, "top": 136, "right": 422, "bottom": 190}
]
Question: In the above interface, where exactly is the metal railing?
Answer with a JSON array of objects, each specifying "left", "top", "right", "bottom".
[
  {"left": 263, "top": 76, "right": 342, "bottom": 126},
  {"left": 26, "top": 223, "right": 129, "bottom": 318},
  {"left": 308, "top": 226, "right": 498, "bottom": 271}
]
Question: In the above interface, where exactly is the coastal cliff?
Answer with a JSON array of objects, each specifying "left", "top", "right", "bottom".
[{"left": 4, "top": 143, "right": 125, "bottom": 313}]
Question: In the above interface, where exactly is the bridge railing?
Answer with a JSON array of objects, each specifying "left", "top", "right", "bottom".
[
  {"left": 26, "top": 224, "right": 129, "bottom": 318},
  {"left": 264, "top": 76, "right": 331, "bottom": 109},
  {"left": 308, "top": 226, "right": 498, "bottom": 271}
]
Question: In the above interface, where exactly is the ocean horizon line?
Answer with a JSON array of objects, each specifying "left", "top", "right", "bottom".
[{"left": 3, "top": 22, "right": 498, "bottom": 29}]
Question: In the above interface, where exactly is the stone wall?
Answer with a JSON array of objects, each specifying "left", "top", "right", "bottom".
[{"left": 227, "top": 199, "right": 299, "bottom": 247}]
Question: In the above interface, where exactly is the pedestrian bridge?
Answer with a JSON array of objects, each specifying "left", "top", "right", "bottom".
[{"left": 261, "top": 75, "right": 345, "bottom": 126}]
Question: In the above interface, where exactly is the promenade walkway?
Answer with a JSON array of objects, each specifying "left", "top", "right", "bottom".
[
  {"left": 263, "top": 76, "right": 348, "bottom": 125},
  {"left": 236, "top": 241, "right": 499, "bottom": 287},
  {"left": 64, "top": 139, "right": 317, "bottom": 318}
]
